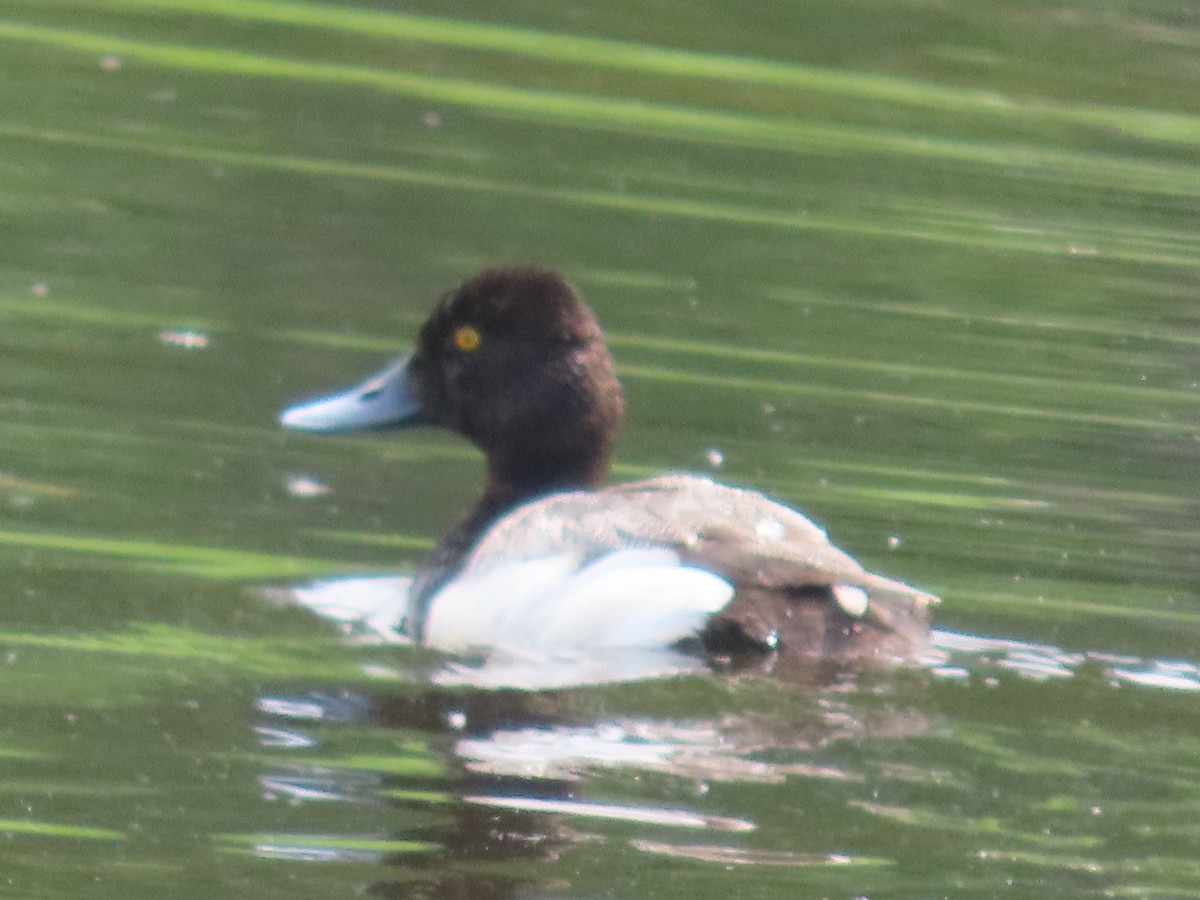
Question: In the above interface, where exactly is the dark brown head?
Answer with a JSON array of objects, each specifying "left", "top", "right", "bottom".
[{"left": 281, "top": 266, "right": 625, "bottom": 501}]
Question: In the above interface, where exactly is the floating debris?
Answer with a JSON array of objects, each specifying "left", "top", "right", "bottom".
[
  {"left": 158, "top": 329, "right": 209, "bottom": 350},
  {"left": 286, "top": 475, "right": 331, "bottom": 498}
]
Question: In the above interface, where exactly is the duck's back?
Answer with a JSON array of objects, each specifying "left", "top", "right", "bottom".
[{"left": 462, "top": 475, "right": 824, "bottom": 568}]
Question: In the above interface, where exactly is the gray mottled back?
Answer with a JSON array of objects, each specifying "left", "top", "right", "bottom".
[{"left": 460, "top": 474, "right": 904, "bottom": 591}]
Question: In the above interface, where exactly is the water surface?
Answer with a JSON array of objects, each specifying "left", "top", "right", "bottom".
[{"left": 2, "top": 0, "right": 1199, "bottom": 897}]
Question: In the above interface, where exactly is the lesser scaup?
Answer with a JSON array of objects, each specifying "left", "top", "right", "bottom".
[{"left": 280, "top": 266, "right": 937, "bottom": 665}]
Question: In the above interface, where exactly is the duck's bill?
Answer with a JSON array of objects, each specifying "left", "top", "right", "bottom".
[{"left": 279, "top": 355, "right": 423, "bottom": 432}]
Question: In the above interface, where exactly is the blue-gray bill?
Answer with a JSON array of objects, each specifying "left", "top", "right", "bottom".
[{"left": 279, "top": 355, "right": 422, "bottom": 432}]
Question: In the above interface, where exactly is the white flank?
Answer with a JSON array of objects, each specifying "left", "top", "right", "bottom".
[{"left": 423, "top": 548, "right": 733, "bottom": 654}]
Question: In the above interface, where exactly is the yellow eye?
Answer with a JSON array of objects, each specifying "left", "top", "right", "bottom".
[{"left": 453, "top": 325, "right": 482, "bottom": 352}]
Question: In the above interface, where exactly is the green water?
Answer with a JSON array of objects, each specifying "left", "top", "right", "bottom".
[{"left": 2, "top": 0, "right": 1199, "bottom": 896}]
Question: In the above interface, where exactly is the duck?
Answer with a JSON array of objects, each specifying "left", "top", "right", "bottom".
[{"left": 279, "top": 266, "right": 937, "bottom": 666}]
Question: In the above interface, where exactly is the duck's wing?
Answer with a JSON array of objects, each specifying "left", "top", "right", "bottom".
[{"left": 607, "top": 477, "right": 937, "bottom": 661}]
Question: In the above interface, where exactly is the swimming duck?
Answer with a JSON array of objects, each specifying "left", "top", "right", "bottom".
[{"left": 280, "top": 266, "right": 937, "bottom": 665}]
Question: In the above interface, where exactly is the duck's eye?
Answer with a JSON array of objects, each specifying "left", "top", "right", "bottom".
[{"left": 452, "top": 325, "right": 482, "bottom": 353}]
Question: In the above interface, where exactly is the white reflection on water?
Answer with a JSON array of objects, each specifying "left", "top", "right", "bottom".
[
  {"left": 929, "top": 628, "right": 1200, "bottom": 691},
  {"left": 463, "top": 794, "right": 754, "bottom": 832},
  {"left": 629, "top": 839, "right": 862, "bottom": 868},
  {"left": 278, "top": 576, "right": 413, "bottom": 644},
  {"left": 454, "top": 718, "right": 863, "bottom": 784},
  {"left": 253, "top": 725, "right": 317, "bottom": 748},
  {"left": 259, "top": 776, "right": 347, "bottom": 803}
]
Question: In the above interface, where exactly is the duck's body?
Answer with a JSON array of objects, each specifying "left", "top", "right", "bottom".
[{"left": 281, "top": 267, "right": 936, "bottom": 666}]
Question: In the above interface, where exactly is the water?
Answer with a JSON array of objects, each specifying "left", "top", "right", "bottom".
[{"left": 1, "top": 0, "right": 1199, "bottom": 896}]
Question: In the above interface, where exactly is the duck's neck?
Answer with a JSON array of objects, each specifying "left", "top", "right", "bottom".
[
  {"left": 438, "top": 457, "right": 607, "bottom": 566},
  {"left": 406, "top": 456, "right": 608, "bottom": 638}
]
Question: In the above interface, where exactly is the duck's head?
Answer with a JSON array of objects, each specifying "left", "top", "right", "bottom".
[{"left": 280, "top": 266, "right": 625, "bottom": 497}]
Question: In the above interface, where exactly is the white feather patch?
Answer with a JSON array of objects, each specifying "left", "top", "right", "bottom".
[
  {"left": 832, "top": 584, "right": 869, "bottom": 618},
  {"left": 423, "top": 548, "right": 733, "bottom": 653}
]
